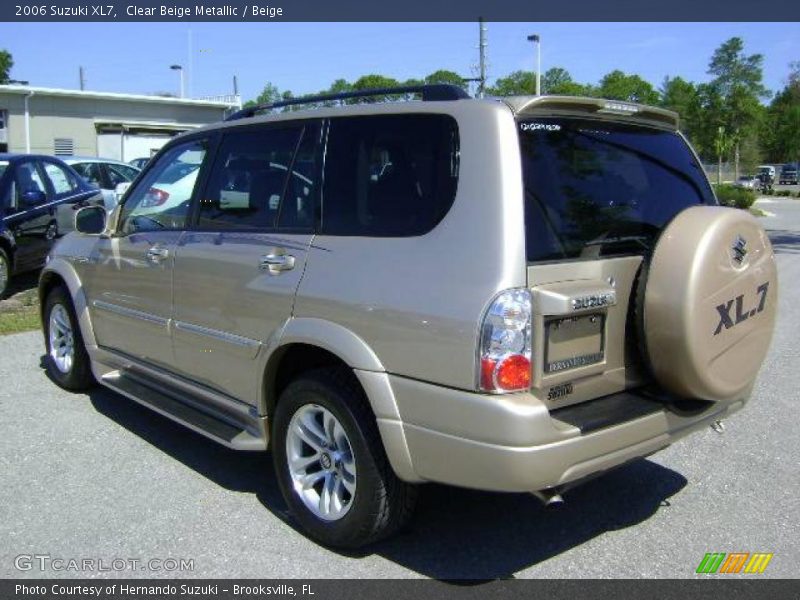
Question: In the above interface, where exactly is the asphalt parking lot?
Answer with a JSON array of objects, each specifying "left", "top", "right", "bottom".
[{"left": 1, "top": 198, "right": 798, "bottom": 580}]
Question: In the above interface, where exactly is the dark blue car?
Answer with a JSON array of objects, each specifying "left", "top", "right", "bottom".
[{"left": 0, "top": 154, "right": 101, "bottom": 297}]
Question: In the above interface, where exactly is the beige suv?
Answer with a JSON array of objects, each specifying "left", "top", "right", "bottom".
[{"left": 39, "top": 86, "right": 778, "bottom": 548}]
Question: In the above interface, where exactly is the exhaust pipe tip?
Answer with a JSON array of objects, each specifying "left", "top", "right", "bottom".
[{"left": 532, "top": 490, "right": 565, "bottom": 507}]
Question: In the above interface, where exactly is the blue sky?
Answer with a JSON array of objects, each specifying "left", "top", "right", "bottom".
[{"left": 2, "top": 22, "right": 799, "bottom": 102}]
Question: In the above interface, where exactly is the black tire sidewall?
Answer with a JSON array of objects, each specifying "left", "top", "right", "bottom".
[
  {"left": 0, "top": 248, "right": 9, "bottom": 299},
  {"left": 43, "top": 287, "right": 93, "bottom": 391},
  {"left": 272, "top": 373, "right": 388, "bottom": 548}
]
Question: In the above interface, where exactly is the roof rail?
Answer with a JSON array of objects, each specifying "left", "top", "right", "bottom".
[{"left": 225, "top": 84, "right": 470, "bottom": 121}]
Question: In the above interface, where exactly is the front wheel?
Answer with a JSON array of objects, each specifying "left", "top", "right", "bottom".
[
  {"left": 43, "top": 287, "right": 95, "bottom": 391},
  {"left": 272, "top": 368, "right": 417, "bottom": 549}
]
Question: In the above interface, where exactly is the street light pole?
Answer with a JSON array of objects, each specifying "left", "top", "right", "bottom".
[
  {"left": 170, "top": 64, "right": 184, "bottom": 98},
  {"left": 527, "top": 34, "right": 541, "bottom": 95}
]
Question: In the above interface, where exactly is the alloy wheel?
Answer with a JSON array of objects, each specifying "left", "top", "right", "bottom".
[{"left": 285, "top": 403, "right": 357, "bottom": 521}]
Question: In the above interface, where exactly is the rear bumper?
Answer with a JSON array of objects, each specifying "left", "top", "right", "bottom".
[{"left": 380, "top": 374, "right": 745, "bottom": 492}]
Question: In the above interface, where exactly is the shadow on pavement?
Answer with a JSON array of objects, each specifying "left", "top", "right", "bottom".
[
  {"left": 5, "top": 270, "right": 40, "bottom": 296},
  {"left": 767, "top": 229, "right": 800, "bottom": 255},
  {"left": 80, "top": 383, "right": 687, "bottom": 580}
]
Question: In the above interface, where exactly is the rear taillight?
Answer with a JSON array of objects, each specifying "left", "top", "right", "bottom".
[
  {"left": 141, "top": 187, "right": 169, "bottom": 207},
  {"left": 478, "top": 289, "right": 532, "bottom": 393}
]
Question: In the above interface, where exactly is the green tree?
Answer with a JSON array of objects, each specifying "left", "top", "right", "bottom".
[
  {"left": 542, "top": 67, "right": 591, "bottom": 95},
  {"left": 714, "top": 126, "right": 733, "bottom": 184},
  {"left": 487, "top": 70, "right": 536, "bottom": 96},
  {"left": 706, "top": 37, "right": 770, "bottom": 178},
  {"left": 243, "top": 82, "right": 283, "bottom": 108},
  {"left": 280, "top": 90, "right": 301, "bottom": 112},
  {"left": 0, "top": 49, "right": 12, "bottom": 84},
  {"left": 314, "top": 78, "right": 353, "bottom": 107},
  {"left": 690, "top": 83, "right": 726, "bottom": 161},
  {"left": 326, "top": 78, "right": 352, "bottom": 94},
  {"left": 660, "top": 76, "right": 696, "bottom": 116},
  {"left": 763, "top": 65, "right": 800, "bottom": 164},
  {"left": 424, "top": 69, "right": 467, "bottom": 90},
  {"left": 789, "top": 60, "right": 800, "bottom": 88},
  {"left": 659, "top": 76, "right": 703, "bottom": 145},
  {"left": 596, "top": 70, "right": 659, "bottom": 104},
  {"left": 350, "top": 74, "right": 401, "bottom": 103}
]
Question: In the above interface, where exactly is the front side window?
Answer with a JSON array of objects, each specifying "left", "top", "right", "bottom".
[
  {"left": 321, "top": 114, "right": 460, "bottom": 237},
  {"left": 519, "top": 118, "right": 715, "bottom": 262},
  {"left": 42, "top": 162, "right": 79, "bottom": 196},
  {"left": 119, "top": 140, "right": 207, "bottom": 234},
  {"left": 196, "top": 126, "right": 304, "bottom": 231}
]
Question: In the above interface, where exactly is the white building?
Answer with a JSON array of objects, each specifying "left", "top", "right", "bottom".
[{"left": 0, "top": 85, "right": 240, "bottom": 160}]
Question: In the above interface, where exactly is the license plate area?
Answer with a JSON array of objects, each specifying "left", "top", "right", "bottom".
[{"left": 545, "top": 313, "right": 605, "bottom": 374}]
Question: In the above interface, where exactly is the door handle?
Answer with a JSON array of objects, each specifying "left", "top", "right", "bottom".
[
  {"left": 146, "top": 246, "right": 169, "bottom": 264},
  {"left": 259, "top": 253, "right": 295, "bottom": 273}
]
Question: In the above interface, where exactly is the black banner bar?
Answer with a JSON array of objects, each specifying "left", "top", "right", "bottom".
[
  {"left": 2, "top": 0, "right": 800, "bottom": 22},
  {"left": 2, "top": 579, "right": 799, "bottom": 600}
]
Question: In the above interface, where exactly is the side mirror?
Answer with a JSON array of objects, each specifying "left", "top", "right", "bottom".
[
  {"left": 21, "top": 189, "right": 47, "bottom": 206},
  {"left": 74, "top": 205, "right": 107, "bottom": 235},
  {"left": 114, "top": 182, "right": 131, "bottom": 203}
]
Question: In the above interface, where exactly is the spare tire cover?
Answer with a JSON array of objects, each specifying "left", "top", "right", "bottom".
[{"left": 643, "top": 206, "right": 778, "bottom": 401}]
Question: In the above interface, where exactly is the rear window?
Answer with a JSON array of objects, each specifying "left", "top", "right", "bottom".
[
  {"left": 519, "top": 118, "right": 715, "bottom": 262},
  {"left": 321, "top": 114, "right": 459, "bottom": 237}
]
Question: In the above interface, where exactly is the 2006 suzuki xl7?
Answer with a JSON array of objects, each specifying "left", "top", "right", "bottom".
[{"left": 39, "top": 85, "right": 778, "bottom": 548}]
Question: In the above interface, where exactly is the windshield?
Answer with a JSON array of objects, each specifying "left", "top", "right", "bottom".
[{"left": 519, "top": 117, "right": 715, "bottom": 262}]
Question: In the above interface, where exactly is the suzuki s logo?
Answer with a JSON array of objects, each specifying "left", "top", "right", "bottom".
[
  {"left": 732, "top": 236, "right": 748, "bottom": 265},
  {"left": 714, "top": 281, "right": 769, "bottom": 335}
]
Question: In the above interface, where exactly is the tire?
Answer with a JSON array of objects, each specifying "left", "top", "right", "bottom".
[
  {"left": 0, "top": 247, "right": 10, "bottom": 299},
  {"left": 43, "top": 286, "right": 95, "bottom": 391},
  {"left": 272, "top": 368, "right": 417, "bottom": 549}
]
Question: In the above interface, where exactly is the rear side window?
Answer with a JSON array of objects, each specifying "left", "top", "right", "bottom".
[
  {"left": 519, "top": 118, "right": 715, "bottom": 262},
  {"left": 197, "top": 126, "right": 304, "bottom": 231},
  {"left": 42, "top": 162, "right": 79, "bottom": 195},
  {"left": 321, "top": 114, "right": 460, "bottom": 237}
]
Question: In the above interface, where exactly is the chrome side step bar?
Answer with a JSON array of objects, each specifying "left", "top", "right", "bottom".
[{"left": 100, "top": 371, "right": 268, "bottom": 451}]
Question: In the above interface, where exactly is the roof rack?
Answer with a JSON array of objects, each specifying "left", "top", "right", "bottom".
[{"left": 225, "top": 84, "right": 470, "bottom": 121}]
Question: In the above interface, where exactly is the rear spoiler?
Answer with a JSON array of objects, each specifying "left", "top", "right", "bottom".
[{"left": 500, "top": 95, "right": 680, "bottom": 131}]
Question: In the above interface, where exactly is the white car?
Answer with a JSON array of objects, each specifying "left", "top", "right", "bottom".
[
  {"left": 734, "top": 175, "right": 759, "bottom": 190},
  {"left": 64, "top": 157, "right": 141, "bottom": 211}
]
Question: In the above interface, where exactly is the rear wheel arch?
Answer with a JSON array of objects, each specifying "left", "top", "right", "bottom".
[
  {"left": 264, "top": 343, "right": 356, "bottom": 420},
  {"left": 262, "top": 338, "right": 420, "bottom": 483},
  {"left": 261, "top": 318, "right": 387, "bottom": 417}
]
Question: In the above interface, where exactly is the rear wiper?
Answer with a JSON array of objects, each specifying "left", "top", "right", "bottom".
[{"left": 582, "top": 234, "right": 651, "bottom": 252}]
